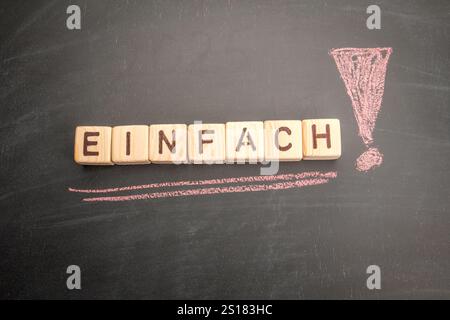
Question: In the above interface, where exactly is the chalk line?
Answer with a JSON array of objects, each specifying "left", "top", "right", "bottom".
[
  {"left": 82, "top": 178, "right": 333, "bottom": 202},
  {"left": 68, "top": 171, "right": 337, "bottom": 194}
]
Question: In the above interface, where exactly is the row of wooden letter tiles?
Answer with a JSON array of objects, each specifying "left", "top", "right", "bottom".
[{"left": 74, "top": 119, "right": 341, "bottom": 165}]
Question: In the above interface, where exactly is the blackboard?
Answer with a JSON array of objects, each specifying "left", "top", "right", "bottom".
[{"left": 0, "top": 0, "right": 449, "bottom": 299}]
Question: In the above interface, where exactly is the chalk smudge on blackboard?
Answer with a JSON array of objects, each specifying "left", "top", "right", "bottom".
[
  {"left": 330, "top": 47, "right": 392, "bottom": 172},
  {"left": 68, "top": 171, "right": 337, "bottom": 202}
]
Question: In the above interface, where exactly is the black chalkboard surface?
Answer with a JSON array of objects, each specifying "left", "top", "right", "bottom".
[{"left": 0, "top": 0, "right": 449, "bottom": 299}]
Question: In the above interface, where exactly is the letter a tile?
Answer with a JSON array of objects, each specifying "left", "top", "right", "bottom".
[{"left": 226, "top": 121, "right": 264, "bottom": 163}]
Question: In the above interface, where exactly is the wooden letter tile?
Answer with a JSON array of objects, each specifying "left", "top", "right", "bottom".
[
  {"left": 74, "top": 126, "right": 113, "bottom": 165},
  {"left": 226, "top": 121, "right": 264, "bottom": 163},
  {"left": 149, "top": 124, "right": 188, "bottom": 164},
  {"left": 112, "top": 125, "right": 150, "bottom": 164},
  {"left": 264, "top": 120, "right": 302, "bottom": 161},
  {"left": 188, "top": 123, "right": 225, "bottom": 164},
  {"left": 302, "top": 119, "right": 341, "bottom": 160}
]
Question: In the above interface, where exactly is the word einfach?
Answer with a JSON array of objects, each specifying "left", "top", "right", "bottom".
[{"left": 74, "top": 119, "right": 341, "bottom": 165}]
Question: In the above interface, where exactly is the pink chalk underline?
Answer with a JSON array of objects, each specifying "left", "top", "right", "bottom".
[
  {"left": 68, "top": 171, "right": 337, "bottom": 194},
  {"left": 82, "top": 177, "right": 333, "bottom": 202}
]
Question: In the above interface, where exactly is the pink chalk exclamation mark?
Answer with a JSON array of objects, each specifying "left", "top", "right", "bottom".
[{"left": 330, "top": 47, "right": 392, "bottom": 172}]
